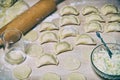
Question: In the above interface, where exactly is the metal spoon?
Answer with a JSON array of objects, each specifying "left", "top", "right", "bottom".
[{"left": 96, "top": 32, "right": 112, "bottom": 58}]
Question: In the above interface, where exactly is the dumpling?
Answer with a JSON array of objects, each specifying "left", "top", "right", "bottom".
[
  {"left": 85, "top": 14, "right": 104, "bottom": 22},
  {"left": 35, "top": 54, "right": 59, "bottom": 67},
  {"left": 23, "top": 30, "right": 38, "bottom": 42},
  {"left": 75, "top": 34, "right": 96, "bottom": 45},
  {"left": 54, "top": 41, "right": 73, "bottom": 55},
  {"left": 82, "top": 6, "right": 99, "bottom": 16},
  {"left": 59, "top": 26, "right": 79, "bottom": 39},
  {"left": 108, "top": 14, "right": 120, "bottom": 22},
  {"left": 60, "top": 6, "right": 79, "bottom": 16},
  {"left": 26, "top": 44, "right": 44, "bottom": 58},
  {"left": 39, "top": 31, "right": 58, "bottom": 44},
  {"left": 13, "top": 65, "right": 32, "bottom": 80},
  {"left": 59, "top": 15, "right": 80, "bottom": 26},
  {"left": 42, "top": 72, "right": 61, "bottom": 80},
  {"left": 101, "top": 4, "right": 118, "bottom": 15},
  {"left": 39, "top": 22, "right": 59, "bottom": 32},
  {"left": 5, "top": 50, "right": 26, "bottom": 65},
  {"left": 105, "top": 22, "right": 120, "bottom": 32},
  {"left": 84, "top": 22, "right": 102, "bottom": 33},
  {"left": 66, "top": 72, "right": 86, "bottom": 80}
]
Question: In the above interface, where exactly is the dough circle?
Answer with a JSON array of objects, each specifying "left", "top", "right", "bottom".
[
  {"left": 62, "top": 56, "right": 81, "bottom": 70},
  {"left": 42, "top": 72, "right": 61, "bottom": 80},
  {"left": 67, "top": 72, "right": 86, "bottom": 80},
  {"left": 13, "top": 65, "right": 32, "bottom": 80}
]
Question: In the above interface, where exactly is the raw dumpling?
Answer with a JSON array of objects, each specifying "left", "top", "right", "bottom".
[
  {"left": 26, "top": 44, "right": 44, "bottom": 58},
  {"left": 75, "top": 34, "right": 96, "bottom": 45},
  {"left": 55, "top": 41, "right": 73, "bottom": 55},
  {"left": 84, "top": 22, "right": 102, "bottom": 33},
  {"left": 39, "top": 22, "right": 59, "bottom": 32},
  {"left": 108, "top": 14, "right": 120, "bottom": 22},
  {"left": 101, "top": 4, "right": 118, "bottom": 15},
  {"left": 59, "top": 15, "right": 80, "bottom": 26},
  {"left": 39, "top": 31, "right": 58, "bottom": 44},
  {"left": 67, "top": 72, "right": 86, "bottom": 80},
  {"left": 105, "top": 22, "right": 120, "bottom": 32},
  {"left": 60, "top": 6, "right": 79, "bottom": 16},
  {"left": 36, "top": 54, "right": 59, "bottom": 67},
  {"left": 82, "top": 6, "right": 99, "bottom": 15},
  {"left": 59, "top": 26, "right": 79, "bottom": 39},
  {"left": 42, "top": 72, "right": 61, "bottom": 80},
  {"left": 23, "top": 30, "right": 38, "bottom": 42},
  {"left": 5, "top": 50, "right": 26, "bottom": 65},
  {"left": 13, "top": 65, "right": 32, "bottom": 80},
  {"left": 85, "top": 14, "right": 104, "bottom": 22}
]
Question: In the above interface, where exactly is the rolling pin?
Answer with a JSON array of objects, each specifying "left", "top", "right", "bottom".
[{"left": 0, "top": 0, "right": 64, "bottom": 46}]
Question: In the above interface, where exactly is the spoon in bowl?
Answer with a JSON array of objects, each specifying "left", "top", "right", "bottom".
[{"left": 96, "top": 32, "right": 112, "bottom": 58}]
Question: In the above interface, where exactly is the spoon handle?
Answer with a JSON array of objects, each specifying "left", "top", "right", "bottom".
[{"left": 96, "top": 32, "right": 112, "bottom": 58}]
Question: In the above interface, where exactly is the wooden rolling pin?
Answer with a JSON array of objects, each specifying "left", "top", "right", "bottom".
[{"left": 0, "top": 0, "right": 64, "bottom": 46}]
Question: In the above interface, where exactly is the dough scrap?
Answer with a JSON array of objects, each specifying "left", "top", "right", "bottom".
[
  {"left": 59, "top": 26, "right": 79, "bottom": 39},
  {"left": 62, "top": 56, "right": 81, "bottom": 70},
  {"left": 84, "top": 22, "right": 102, "bottom": 33},
  {"left": 76, "top": 34, "right": 96, "bottom": 45},
  {"left": 59, "top": 15, "right": 80, "bottom": 26},
  {"left": 23, "top": 30, "right": 38, "bottom": 42},
  {"left": 105, "top": 22, "right": 120, "bottom": 32},
  {"left": 39, "top": 22, "right": 59, "bottom": 32},
  {"left": 60, "top": 6, "right": 79, "bottom": 16},
  {"left": 42, "top": 72, "right": 61, "bottom": 80},
  {"left": 67, "top": 72, "right": 86, "bottom": 80},
  {"left": 82, "top": 6, "right": 99, "bottom": 15},
  {"left": 13, "top": 65, "right": 32, "bottom": 80},
  {"left": 36, "top": 54, "right": 59, "bottom": 67},
  {"left": 26, "top": 44, "right": 44, "bottom": 58},
  {"left": 101, "top": 4, "right": 118, "bottom": 15},
  {"left": 5, "top": 50, "right": 26, "bottom": 65},
  {"left": 39, "top": 31, "right": 58, "bottom": 44},
  {"left": 55, "top": 41, "right": 73, "bottom": 55},
  {"left": 85, "top": 14, "right": 104, "bottom": 22}
]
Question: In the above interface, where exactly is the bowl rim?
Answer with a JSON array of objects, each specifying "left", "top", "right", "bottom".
[{"left": 90, "top": 43, "right": 120, "bottom": 77}]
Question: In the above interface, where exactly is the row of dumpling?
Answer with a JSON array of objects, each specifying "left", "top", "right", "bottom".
[{"left": 82, "top": 4, "right": 120, "bottom": 33}]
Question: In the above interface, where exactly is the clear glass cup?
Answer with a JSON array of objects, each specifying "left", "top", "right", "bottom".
[{"left": 1, "top": 28, "right": 26, "bottom": 65}]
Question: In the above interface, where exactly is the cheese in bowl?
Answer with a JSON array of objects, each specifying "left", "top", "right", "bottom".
[{"left": 91, "top": 43, "right": 120, "bottom": 80}]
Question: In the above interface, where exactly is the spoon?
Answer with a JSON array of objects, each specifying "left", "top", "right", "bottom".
[{"left": 96, "top": 32, "right": 112, "bottom": 58}]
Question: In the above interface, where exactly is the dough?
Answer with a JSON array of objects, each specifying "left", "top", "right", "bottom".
[
  {"left": 101, "top": 4, "right": 118, "bottom": 15},
  {"left": 84, "top": 21, "right": 102, "bottom": 33},
  {"left": 82, "top": 6, "right": 99, "bottom": 15},
  {"left": 60, "top": 6, "right": 79, "bottom": 16},
  {"left": 85, "top": 14, "right": 104, "bottom": 23},
  {"left": 26, "top": 44, "right": 44, "bottom": 58},
  {"left": 62, "top": 56, "right": 81, "bottom": 70},
  {"left": 75, "top": 34, "right": 96, "bottom": 45},
  {"left": 39, "top": 22, "right": 59, "bottom": 32},
  {"left": 36, "top": 54, "right": 59, "bottom": 67},
  {"left": 105, "top": 22, "right": 120, "bottom": 32},
  {"left": 42, "top": 72, "right": 61, "bottom": 80},
  {"left": 59, "top": 26, "right": 79, "bottom": 39},
  {"left": 108, "top": 14, "right": 120, "bottom": 22},
  {"left": 39, "top": 31, "right": 58, "bottom": 44},
  {"left": 59, "top": 15, "right": 80, "bottom": 26},
  {"left": 2, "top": 0, "right": 29, "bottom": 28},
  {"left": 55, "top": 41, "right": 73, "bottom": 55},
  {"left": 67, "top": 72, "right": 86, "bottom": 80},
  {"left": 23, "top": 30, "right": 38, "bottom": 42},
  {"left": 5, "top": 50, "right": 26, "bottom": 65},
  {"left": 13, "top": 65, "right": 32, "bottom": 80}
]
